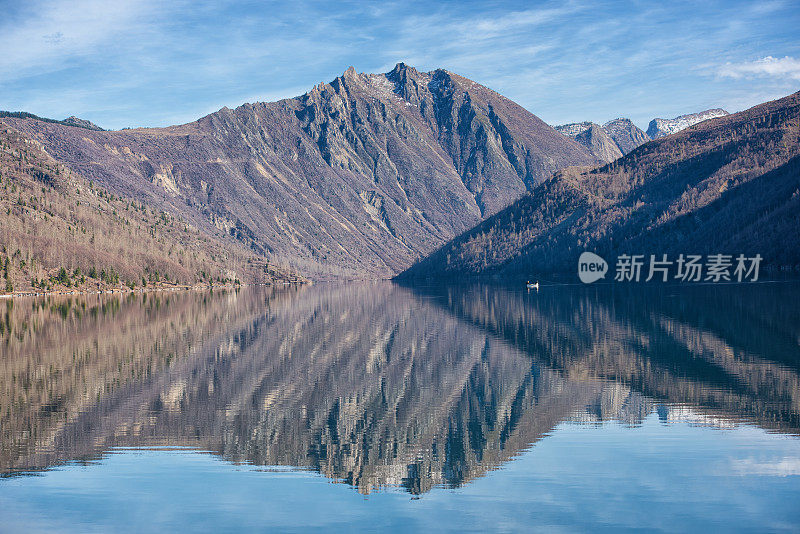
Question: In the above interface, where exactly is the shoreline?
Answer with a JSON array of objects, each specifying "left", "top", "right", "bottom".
[{"left": 0, "top": 280, "right": 302, "bottom": 299}]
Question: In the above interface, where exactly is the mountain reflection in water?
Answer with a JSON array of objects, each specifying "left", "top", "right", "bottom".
[{"left": 1, "top": 282, "right": 799, "bottom": 494}]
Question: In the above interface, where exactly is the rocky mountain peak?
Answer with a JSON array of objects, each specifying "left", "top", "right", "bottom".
[
  {"left": 4, "top": 64, "right": 596, "bottom": 280},
  {"left": 554, "top": 122, "right": 593, "bottom": 137},
  {"left": 385, "top": 62, "right": 431, "bottom": 103},
  {"left": 647, "top": 108, "right": 729, "bottom": 139},
  {"left": 601, "top": 118, "right": 649, "bottom": 154},
  {"left": 555, "top": 122, "right": 622, "bottom": 163},
  {"left": 388, "top": 62, "right": 420, "bottom": 78}
]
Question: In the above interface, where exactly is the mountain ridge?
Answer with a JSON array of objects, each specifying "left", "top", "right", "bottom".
[
  {"left": 3, "top": 63, "right": 597, "bottom": 280},
  {"left": 555, "top": 118, "right": 649, "bottom": 163},
  {"left": 399, "top": 91, "right": 800, "bottom": 280},
  {"left": 554, "top": 122, "right": 623, "bottom": 163},
  {"left": 647, "top": 108, "right": 729, "bottom": 139},
  {"left": 0, "top": 122, "right": 297, "bottom": 293}
]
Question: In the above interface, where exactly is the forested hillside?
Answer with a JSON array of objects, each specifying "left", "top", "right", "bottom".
[
  {"left": 0, "top": 123, "right": 297, "bottom": 294},
  {"left": 400, "top": 91, "right": 800, "bottom": 280}
]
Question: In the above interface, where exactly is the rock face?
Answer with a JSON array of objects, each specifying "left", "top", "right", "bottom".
[
  {"left": 555, "top": 121, "right": 623, "bottom": 163},
  {"left": 4, "top": 64, "right": 595, "bottom": 279},
  {"left": 555, "top": 117, "right": 650, "bottom": 162},
  {"left": 553, "top": 121, "right": 593, "bottom": 138},
  {"left": 646, "top": 108, "right": 729, "bottom": 139},
  {"left": 400, "top": 91, "right": 800, "bottom": 279},
  {"left": 601, "top": 118, "right": 650, "bottom": 154}
]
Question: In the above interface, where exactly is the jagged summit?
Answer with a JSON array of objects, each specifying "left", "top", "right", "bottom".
[
  {"left": 647, "top": 108, "right": 729, "bottom": 139},
  {"left": 389, "top": 61, "right": 417, "bottom": 76},
  {"left": 555, "top": 118, "right": 650, "bottom": 162},
  {"left": 601, "top": 118, "right": 649, "bottom": 154},
  {"left": 554, "top": 122, "right": 622, "bottom": 163}
]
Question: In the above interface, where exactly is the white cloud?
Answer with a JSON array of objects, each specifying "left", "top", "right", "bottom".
[
  {"left": 717, "top": 56, "right": 800, "bottom": 81},
  {"left": 731, "top": 457, "right": 800, "bottom": 477},
  {"left": 1, "top": 0, "right": 798, "bottom": 130},
  {"left": 0, "top": 0, "right": 167, "bottom": 80}
]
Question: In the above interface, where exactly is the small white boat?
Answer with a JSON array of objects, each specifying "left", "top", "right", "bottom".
[{"left": 526, "top": 281, "right": 539, "bottom": 290}]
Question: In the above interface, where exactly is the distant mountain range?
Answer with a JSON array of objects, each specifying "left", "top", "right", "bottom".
[
  {"left": 1, "top": 64, "right": 596, "bottom": 284},
  {"left": 554, "top": 109, "right": 730, "bottom": 163},
  {"left": 554, "top": 122, "right": 624, "bottom": 163},
  {"left": 400, "top": 91, "right": 800, "bottom": 280},
  {"left": 646, "top": 108, "right": 729, "bottom": 139}
]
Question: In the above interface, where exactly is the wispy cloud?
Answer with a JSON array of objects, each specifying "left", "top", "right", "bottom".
[
  {"left": 0, "top": 0, "right": 798, "bottom": 130},
  {"left": 717, "top": 56, "right": 800, "bottom": 81},
  {"left": 0, "top": 0, "right": 166, "bottom": 79}
]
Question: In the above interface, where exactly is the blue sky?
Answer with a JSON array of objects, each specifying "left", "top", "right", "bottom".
[{"left": 1, "top": 0, "right": 799, "bottom": 131}]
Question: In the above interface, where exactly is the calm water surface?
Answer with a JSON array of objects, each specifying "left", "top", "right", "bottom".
[{"left": 1, "top": 282, "right": 799, "bottom": 532}]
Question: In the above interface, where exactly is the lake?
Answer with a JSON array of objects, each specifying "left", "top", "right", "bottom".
[{"left": 1, "top": 282, "right": 799, "bottom": 532}]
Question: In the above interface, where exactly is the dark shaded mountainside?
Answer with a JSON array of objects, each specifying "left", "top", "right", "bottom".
[
  {"left": 2, "top": 64, "right": 596, "bottom": 281},
  {"left": 401, "top": 91, "right": 800, "bottom": 280}
]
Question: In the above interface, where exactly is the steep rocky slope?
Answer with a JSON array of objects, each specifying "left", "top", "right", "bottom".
[
  {"left": 555, "top": 121, "right": 623, "bottom": 163},
  {"left": 400, "top": 91, "right": 800, "bottom": 279},
  {"left": 0, "top": 122, "right": 295, "bottom": 293},
  {"left": 4, "top": 64, "right": 596, "bottom": 279},
  {"left": 602, "top": 118, "right": 650, "bottom": 154},
  {"left": 556, "top": 118, "right": 650, "bottom": 161},
  {"left": 647, "top": 108, "right": 729, "bottom": 139}
]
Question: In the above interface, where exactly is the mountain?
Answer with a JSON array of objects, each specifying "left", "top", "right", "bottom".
[
  {"left": 554, "top": 121, "right": 623, "bottom": 163},
  {"left": 646, "top": 108, "right": 729, "bottom": 139},
  {"left": 555, "top": 118, "right": 650, "bottom": 161},
  {"left": 0, "top": 111, "right": 104, "bottom": 131},
  {"left": 2, "top": 64, "right": 596, "bottom": 280},
  {"left": 61, "top": 116, "right": 104, "bottom": 131},
  {"left": 0, "top": 122, "right": 297, "bottom": 293},
  {"left": 399, "top": 91, "right": 800, "bottom": 280},
  {"left": 601, "top": 118, "right": 650, "bottom": 154}
]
